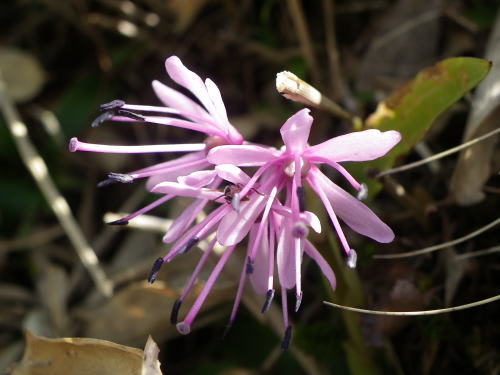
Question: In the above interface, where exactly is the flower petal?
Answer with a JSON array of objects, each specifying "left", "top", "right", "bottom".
[
  {"left": 204, "top": 78, "right": 229, "bottom": 126},
  {"left": 177, "top": 170, "right": 217, "bottom": 186},
  {"left": 165, "top": 56, "right": 218, "bottom": 119},
  {"left": 280, "top": 108, "right": 312, "bottom": 154},
  {"left": 248, "top": 224, "right": 270, "bottom": 295},
  {"left": 145, "top": 159, "right": 209, "bottom": 191},
  {"left": 276, "top": 220, "right": 304, "bottom": 289},
  {"left": 301, "top": 211, "right": 321, "bottom": 233},
  {"left": 305, "top": 129, "right": 401, "bottom": 162},
  {"left": 208, "top": 145, "right": 280, "bottom": 166},
  {"left": 163, "top": 198, "right": 208, "bottom": 243},
  {"left": 205, "top": 78, "right": 242, "bottom": 144},
  {"left": 311, "top": 169, "right": 394, "bottom": 242},
  {"left": 151, "top": 181, "right": 221, "bottom": 200},
  {"left": 215, "top": 164, "right": 250, "bottom": 185},
  {"left": 152, "top": 80, "right": 211, "bottom": 122},
  {"left": 304, "top": 241, "right": 336, "bottom": 290},
  {"left": 217, "top": 194, "right": 267, "bottom": 246}
]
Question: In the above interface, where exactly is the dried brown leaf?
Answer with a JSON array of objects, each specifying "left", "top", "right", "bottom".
[
  {"left": 449, "top": 11, "right": 500, "bottom": 205},
  {"left": 10, "top": 331, "right": 143, "bottom": 375},
  {"left": 141, "top": 336, "right": 163, "bottom": 375}
]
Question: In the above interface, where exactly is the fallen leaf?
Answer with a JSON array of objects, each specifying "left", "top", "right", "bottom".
[
  {"left": 449, "top": 11, "right": 500, "bottom": 205},
  {"left": 141, "top": 336, "right": 163, "bottom": 375},
  {"left": 10, "top": 331, "right": 143, "bottom": 375},
  {"left": 351, "top": 57, "right": 491, "bottom": 197}
]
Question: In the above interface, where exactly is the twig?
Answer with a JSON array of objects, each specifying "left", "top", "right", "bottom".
[
  {"left": 377, "top": 126, "right": 500, "bottom": 178},
  {"left": 374, "top": 217, "right": 500, "bottom": 259},
  {"left": 0, "top": 225, "right": 64, "bottom": 254},
  {"left": 322, "top": 0, "right": 348, "bottom": 101},
  {"left": 455, "top": 245, "right": 500, "bottom": 261},
  {"left": 324, "top": 294, "right": 500, "bottom": 315},
  {"left": 0, "top": 72, "right": 113, "bottom": 297},
  {"left": 287, "top": 0, "right": 321, "bottom": 85},
  {"left": 103, "top": 212, "right": 172, "bottom": 233}
]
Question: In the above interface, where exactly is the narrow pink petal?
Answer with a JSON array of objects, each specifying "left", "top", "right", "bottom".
[
  {"left": 151, "top": 181, "right": 222, "bottom": 200},
  {"left": 248, "top": 224, "right": 269, "bottom": 295},
  {"left": 302, "top": 211, "right": 321, "bottom": 233},
  {"left": 305, "top": 129, "right": 401, "bottom": 162},
  {"left": 217, "top": 194, "right": 267, "bottom": 246},
  {"left": 163, "top": 198, "right": 208, "bottom": 243},
  {"left": 280, "top": 108, "right": 313, "bottom": 153},
  {"left": 215, "top": 164, "right": 250, "bottom": 185},
  {"left": 134, "top": 151, "right": 204, "bottom": 175},
  {"left": 204, "top": 78, "right": 230, "bottom": 127},
  {"left": 204, "top": 79, "right": 243, "bottom": 144},
  {"left": 152, "top": 80, "right": 211, "bottom": 122},
  {"left": 177, "top": 170, "right": 217, "bottom": 186},
  {"left": 312, "top": 169, "right": 394, "bottom": 243},
  {"left": 145, "top": 159, "right": 209, "bottom": 191},
  {"left": 208, "top": 145, "right": 280, "bottom": 166},
  {"left": 165, "top": 56, "right": 218, "bottom": 120},
  {"left": 276, "top": 220, "right": 296, "bottom": 289},
  {"left": 271, "top": 204, "right": 321, "bottom": 234},
  {"left": 304, "top": 241, "right": 336, "bottom": 290}
]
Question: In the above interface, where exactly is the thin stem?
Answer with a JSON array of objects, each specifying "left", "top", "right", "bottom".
[
  {"left": 455, "top": 245, "right": 500, "bottom": 261},
  {"left": 324, "top": 294, "right": 500, "bottom": 315},
  {"left": 287, "top": 0, "right": 321, "bottom": 85},
  {"left": 70, "top": 138, "right": 205, "bottom": 154},
  {"left": 375, "top": 217, "right": 500, "bottom": 259},
  {"left": 377, "top": 126, "right": 500, "bottom": 178},
  {"left": 0, "top": 72, "right": 113, "bottom": 297}
]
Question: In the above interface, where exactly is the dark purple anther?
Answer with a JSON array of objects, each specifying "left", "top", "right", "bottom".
[
  {"left": 297, "top": 186, "right": 305, "bottom": 212},
  {"left": 222, "top": 319, "right": 234, "bottom": 339},
  {"left": 97, "top": 178, "right": 116, "bottom": 188},
  {"left": 100, "top": 100, "right": 125, "bottom": 111},
  {"left": 295, "top": 292, "right": 303, "bottom": 312},
  {"left": 107, "top": 218, "right": 129, "bottom": 226},
  {"left": 147, "top": 257, "right": 164, "bottom": 283},
  {"left": 261, "top": 289, "right": 275, "bottom": 314},
  {"left": 170, "top": 299, "right": 182, "bottom": 325},
  {"left": 108, "top": 173, "right": 135, "bottom": 184},
  {"left": 179, "top": 237, "right": 199, "bottom": 254},
  {"left": 117, "top": 110, "right": 145, "bottom": 121},
  {"left": 91, "top": 111, "right": 114, "bottom": 127},
  {"left": 245, "top": 256, "right": 254, "bottom": 275},
  {"left": 281, "top": 326, "right": 292, "bottom": 350}
]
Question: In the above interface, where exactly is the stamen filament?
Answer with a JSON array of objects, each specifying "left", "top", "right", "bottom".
[
  {"left": 178, "top": 245, "right": 236, "bottom": 331},
  {"left": 69, "top": 138, "right": 205, "bottom": 154},
  {"left": 307, "top": 170, "right": 352, "bottom": 255}
]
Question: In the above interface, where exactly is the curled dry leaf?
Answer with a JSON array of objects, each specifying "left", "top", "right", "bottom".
[
  {"left": 141, "top": 336, "right": 163, "bottom": 375},
  {"left": 449, "top": 11, "right": 500, "bottom": 205},
  {"left": 0, "top": 47, "right": 47, "bottom": 103},
  {"left": 79, "top": 278, "right": 235, "bottom": 346},
  {"left": 10, "top": 331, "right": 143, "bottom": 375}
]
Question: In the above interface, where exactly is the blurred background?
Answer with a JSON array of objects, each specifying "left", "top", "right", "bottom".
[{"left": 0, "top": 0, "right": 499, "bottom": 374}]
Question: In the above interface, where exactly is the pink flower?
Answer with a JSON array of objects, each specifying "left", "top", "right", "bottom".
[
  {"left": 69, "top": 56, "right": 243, "bottom": 228},
  {"left": 149, "top": 164, "right": 333, "bottom": 349},
  {"left": 207, "top": 108, "right": 400, "bottom": 333},
  {"left": 149, "top": 109, "right": 400, "bottom": 348}
]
